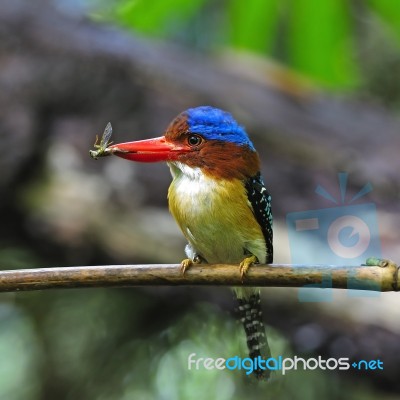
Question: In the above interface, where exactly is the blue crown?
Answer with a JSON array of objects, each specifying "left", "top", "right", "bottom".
[{"left": 186, "top": 106, "right": 255, "bottom": 151}]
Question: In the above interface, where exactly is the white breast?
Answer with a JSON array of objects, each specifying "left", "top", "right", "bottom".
[{"left": 167, "top": 162, "right": 266, "bottom": 264}]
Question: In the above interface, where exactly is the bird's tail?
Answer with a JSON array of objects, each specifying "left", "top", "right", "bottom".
[{"left": 234, "top": 288, "right": 271, "bottom": 380}]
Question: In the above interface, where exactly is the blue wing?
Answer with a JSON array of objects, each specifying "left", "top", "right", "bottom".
[{"left": 245, "top": 172, "right": 273, "bottom": 263}]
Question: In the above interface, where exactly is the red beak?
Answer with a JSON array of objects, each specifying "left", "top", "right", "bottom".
[{"left": 108, "top": 136, "right": 189, "bottom": 162}]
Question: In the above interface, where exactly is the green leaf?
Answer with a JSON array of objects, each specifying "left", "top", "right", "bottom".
[
  {"left": 228, "top": 0, "right": 280, "bottom": 53},
  {"left": 115, "top": 0, "right": 207, "bottom": 36},
  {"left": 287, "top": 0, "right": 359, "bottom": 89},
  {"left": 367, "top": 0, "right": 400, "bottom": 42}
]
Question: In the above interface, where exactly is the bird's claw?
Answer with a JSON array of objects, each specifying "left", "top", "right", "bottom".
[
  {"left": 239, "top": 255, "right": 258, "bottom": 281},
  {"left": 180, "top": 259, "right": 192, "bottom": 275},
  {"left": 180, "top": 256, "right": 202, "bottom": 275}
]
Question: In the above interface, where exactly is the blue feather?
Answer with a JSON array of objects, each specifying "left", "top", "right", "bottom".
[{"left": 186, "top": 106, "right": 255, "bottom": 151}]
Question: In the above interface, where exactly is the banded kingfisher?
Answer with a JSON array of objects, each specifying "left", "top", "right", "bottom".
[{"left": 99, "top": 106, "right": 273, "bottom": 379}]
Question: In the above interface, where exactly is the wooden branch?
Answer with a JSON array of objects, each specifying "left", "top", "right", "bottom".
[{"left": 0, "top": 261, "right": 398, "bottom": 293}]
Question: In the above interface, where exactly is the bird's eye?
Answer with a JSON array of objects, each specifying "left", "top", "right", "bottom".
[{"left": 187, "top": 135, "right": 202, "bottom": 147}]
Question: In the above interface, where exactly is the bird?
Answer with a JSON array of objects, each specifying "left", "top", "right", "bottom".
[{"left": 105, "top": 106, "right": 273, "bottom": 379}]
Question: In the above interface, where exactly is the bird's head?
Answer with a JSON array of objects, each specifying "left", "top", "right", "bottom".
[{"left": 108, "top": 106, "right": 260, "bottom": 179}]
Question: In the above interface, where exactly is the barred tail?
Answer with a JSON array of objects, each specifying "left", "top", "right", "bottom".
[{"left": 234, "top": 288, "right": 271, "bottom": 380}]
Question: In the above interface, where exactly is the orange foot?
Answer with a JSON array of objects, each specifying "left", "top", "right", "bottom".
[
  {"left": 239, "top": 255, "right": 258, "bottom": 280},
  {"left": 180, "top": 256, "right": 202, "bottom": 275}
]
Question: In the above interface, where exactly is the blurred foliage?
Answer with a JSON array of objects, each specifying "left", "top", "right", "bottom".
[
  {"left": 286, "top": 0, "right": 358, "bottom": 88},
  {"left": 0, "top": 290, "right": 390, "bottom": 400},
  {"left": 90, "top": 0, "right": 400, "bottom": 90},
  {"left": 368, "top": 0, "right": 400, "bottom": 40}
]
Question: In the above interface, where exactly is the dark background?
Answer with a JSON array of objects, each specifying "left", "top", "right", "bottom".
[{"left": 1, "top": 0, "right": 400, "bottom": 399}]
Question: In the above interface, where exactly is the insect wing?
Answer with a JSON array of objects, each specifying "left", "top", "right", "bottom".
[{"left": 101, "top": 122, "right": 113, "bottom": 148}]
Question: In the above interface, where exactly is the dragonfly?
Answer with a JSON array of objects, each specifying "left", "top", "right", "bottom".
[{"left": 89, "top": 122, "right": 114, "bottom": 160}]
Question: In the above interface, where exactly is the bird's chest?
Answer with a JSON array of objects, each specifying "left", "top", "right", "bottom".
[
  {"left": 167, "top": 168, "right": 264, "bottom": 263},
  {"left": 169, "top": 173, "right": 222, "bottom": 227}
]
